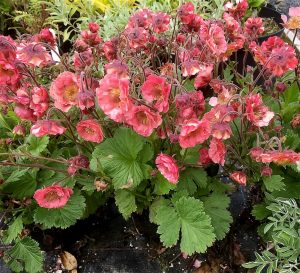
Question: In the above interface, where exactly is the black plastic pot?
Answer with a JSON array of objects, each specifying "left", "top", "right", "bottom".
[{"left": 258, "top": 5, "right": 284, "bottom": 43}]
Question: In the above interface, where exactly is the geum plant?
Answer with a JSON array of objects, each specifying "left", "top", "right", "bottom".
[{"left": 0, "top": 0, "right": 299, "bottom": 272}]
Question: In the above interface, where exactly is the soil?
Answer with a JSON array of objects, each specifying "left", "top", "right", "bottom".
[{"left": 0, "top": 186, "right": 262, "bottom": 273}]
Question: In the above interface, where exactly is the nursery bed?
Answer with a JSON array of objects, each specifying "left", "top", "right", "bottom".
[{"left": 1, "top": 189, "right": 261, "bottom": 273}]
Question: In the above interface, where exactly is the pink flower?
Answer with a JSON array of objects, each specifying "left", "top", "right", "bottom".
[
  {"left": 30, "top": 86, "right": 49, "bottom": 118},
  {"left": 88, "top": 22, "right": 100, "bottom": 33},
  {"left": 182, "top": 60, "right": 201, "bottom": 77},
  {"left": 230, "top": 171, "right": 247, "bottom": 185},
  {"left": 78, "top": 90, "right": 95, "bottom": 110},
  {"left": 208, "top": 138, "right": 226, "bottom": 166},
  {"left": 38, "top": 28, "right": 56, "bottom": 46},
  {"left": 73, "top": 49, "right": 93, "bottom": 69},
  {"left": 126, "top": 27, "right": 149, "bottom": 49},
  {"left": 96, "top": 74, "right": 130, "bottom": 122},
  {"left": 0, "top": 35, "right": 16, "bottom": 62},
  {"left": 34, "top": 185, "right": 73, "bottom": 209},
  {"left": 50, "top": 71, "right": 80, "bottom": 112},
  {"left": 252, "top": 149, "right": 300, "bottom": 165},
  {"left": 105, "top": 60, "right": 129, "bottom": 80},
  {"left": 125, "top": 105, "right": 162, "bottom": 137},
  {"left": 245, "top": 93, "right": 274, "bottom": 127},
  {"left": 17, "top": 43, "right": 52, "bottom": 67},
  {"left": 206, "top": 24, "right": 227, "bottom": 57},
  {"left": 76, "top": 119, "right": 104, "bottom": 143},
  {"left": 224, "top": 0, "right": 248, "bottom": 19},
  {"left": 281, "top": 7, "right": 300, "bottom": 29},
  {"left": 251, "top": 37, "right": 298, "bottom": 77},
  {"left": 103, "top": 39, "right": 118, "bottom": 61},
  {"left": 244, "top": 17, "right": 264, "bottom": 38},
  {"left": 14, "top": 105, "right": 35, "bottom": 122},
  {"left": 128, "top": 9, "right": 153, "bottom": 29},
  {"left": 179, "top": 119, "right": 211, "bottom": 148},
  {"left": 31, "top": 120, "right": 66, "bottom": 137},
  {"left": 175, "top": 91, "right": 205, "bottom": 124},
  {"left": 211, "top": 122, "right": 232, "bottom": 140},
  {"left": 178, "top": 2, "right": 195, "bottom": 24},
  {"left": 68, "top": 155, "right": 89, "bottom": 175},
  {"left": 194, "top": 63, "right": 214, "bottom": 88},
  {"left": 261, "top": 166, "right": 272, "bottom": 177},
  {"left": 152, "top": 12, "right": 170, "bottom": 33},
  {"left": 141, "top": 74, "right": 171, "bottom": 113},
  {"left": 155, "top": 153, "right": 179, "bottom": 184},
  {"left": 198, "top": 148, "right": 212, "bottom": 166},
  {"left": 13, "top": 125, "right": 26, "bottom": 135},
  {"left": 0, "top": 60, "right": 20, "bottom": 86}
]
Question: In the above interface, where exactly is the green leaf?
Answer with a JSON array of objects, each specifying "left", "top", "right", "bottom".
[
  {"left": 202, "top": 192, "right": 233, "bottom": 240},
  {"left": 4, "top": 216, "right": 23, "bottom": 244},
  {"left": 6, "top": 237, "right": 43, "bottom": 273},
  {"left": 149, "top": 197, "right": 170, "bottom": 224},
  {"left": 26, "top": 135, "right": 49, "bottom": 155},
  {"left": 263, "top": 175, "right": 285, "bottom": 192},
  {"left": 115, "top": 190, "right": 137, "bottom": 220},
  {"left": 156, "top": 196, "right": 215, "bottom": 255},
  {"left": 154, "top": 173, "right": 176, "bottom": 195},
  {"left": 91, "top": 128, "right": 150, "bottom": 189},
  {"left": 3, "top": 172, "right": 37, "bottom": 199},
  {"left": 252, "top": 204, "right": 271, "bottom": 220},
  {"left": 177, "top": 168, "right": 207, "bottom": 195},
  {"left": 34, "top": 191, "right": 85, "bottom": 229},
  {"left": 156, "top": 202, "right": 181, "bottom": 247},
  {"left": 223, "top": 66, "right": 234, "bottom": 81},
  {"left": 5, "top": 168, "right": 29, "bottom": 183}
]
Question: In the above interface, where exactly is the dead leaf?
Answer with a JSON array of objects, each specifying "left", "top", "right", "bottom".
[
  {"left": 233, "top": 243, "right": 246, "bottom": 265},
  {"left": 193, "top": 262, "right": 211, "bottom": 273},
  {"left": 60, "top": 251, "right": 77, "bottom": 271}
]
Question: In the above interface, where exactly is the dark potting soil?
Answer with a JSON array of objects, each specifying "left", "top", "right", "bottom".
[{"left": 0, "top": 187, "right": 262, "bottom": 273}]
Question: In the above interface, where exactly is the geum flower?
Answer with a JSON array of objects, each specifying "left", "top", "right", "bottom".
[
  {"left": 31, "top": 120, "right": 66, "bottom": 137},
  {"left": 125, "top": 105, "right": 162, "bottom": 137},
  {"left": 250, "top": 37, "right": 298, "bottom": 77},
  {"left": 179, "top": 119, "right": 210, "bottom": 148},
  {"left": 198, "top": 148, "right": 213, "bottom": 166},
  {"left": 244, "top": 17, "right": 264, "bottom": 38},
  {"left": 0, "top": 59, "right": 20, "bottom": 86},
  {"left": 230, "top": 171, "right": 247, "bottom": 185},
  {"left": 155, "top": 153, "right": 179, "bottom": 184},
  {"left": 152, "top": 12, "right": 170, "bottom": 33},
  {"left": 17, "top": 42, "right": 52, "bottom": 67},
  {"left": 76, "top": 119, "right": 104, "bottom": 143},
  {"left": 50, "top": 71, "right": 80, "bottom": 112},
  {"left": 0, "top": 35, "right": 16, "bottom": 62},
  {"left": 178, "top": 2, "right": 195, "bottom": 24},
  {"left": 205, "top": 24, "right": 228, "bottom": 57},
  {"left": 175, "top": 91, "right": 205, "bottom": 124},
  {"left": 208, "top": 137, "right": 226, "bottom": 166},
  {"left": 34, "top": 185, "right": 73, "bottom": 209},
  {"left": 125, "top": 27, "right": 149, "bottom": 49},
  {"left": 141, "top": 74, "right": 171, "bottom": 113},
  {"left": 281, "top": 6, "right": 300, "bottom": 29},
  {"left": 245, "top": 93, "right": 274, "bottom": 127},
  {"left": 127, "top": 9, "right": 153, "bottom": 29},
  {"left": 194, "top": 63, "right": 214, "bottom": 88},
  {"left": 96, "top": 74, "right": 130, "bottom": 122},
  {"left": 68, "top": 155, "right": 90, "bottom": 175},
  {"left": 250, "top": 148, "right": 300, "bottom": 165}
]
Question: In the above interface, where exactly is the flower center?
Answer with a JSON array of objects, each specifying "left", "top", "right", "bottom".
[
  {"left": 64, "top": 85, "right": 78, "bottom": 101},
  {"left": 136, "top": 111, "right": 149, "bottom": 125},
  {"left": 44, "top": 191, "right": 59, "bottom": 202},
  {"left": 85, "top": 127, "right": 95, "bottom": 134}
]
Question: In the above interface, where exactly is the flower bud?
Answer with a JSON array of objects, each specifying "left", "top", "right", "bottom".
[
  {"left": 261, "top": 166, "right": 272, "bottom": 177},
  {"left": 13, "top": 125, "right": 26, "bottom": 136},
  {"left": 276, "top": 82, "right": 286, "bottom": 93}
]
